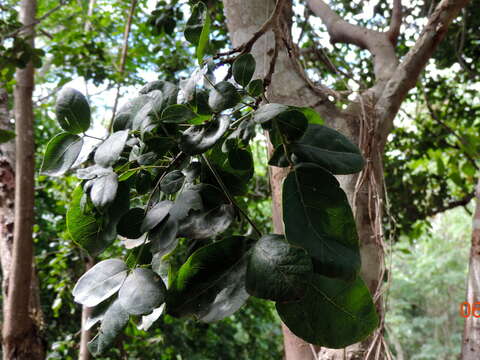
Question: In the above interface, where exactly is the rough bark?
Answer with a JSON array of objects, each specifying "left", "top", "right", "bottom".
[
  {"left": 0, "top": 86, "right": 16, "bottom": 321},
  {"left": 461, "top": 178, "right": 480, "bottom": 360},
  {"left": 2, "top": 0, "right": 44, "bottom": 358}
]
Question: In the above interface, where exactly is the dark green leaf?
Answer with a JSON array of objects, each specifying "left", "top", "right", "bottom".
[
  {"left": 149, "top": 217, "right": 179, "bottom": 256},
  {"left": 184, "top": 2, "right": 208, "bottom": 45},
  {"left": 161, "top": 104, "right": 197, "bottom": 123},
  {"left": 88, "top": 299, "right": 129, "bottom": 355},
  {"left": 276, "top": 275, "right": 379, "bottom": 348},
  {"left": 141, "top": 200, "right": 173, "bottom": 233},
  {"left": 283, "top": 163, "right": 360, "bottom": 279},
  {"left": 118, "top": 268, "right": 166, "bottom": 315},
  {"left": 117, "top": 208, "right": 144, "bottom": 239},
  {"left": 94, "top": 130, "right": 129, "bottom": 167},
  {"left": 246, "top": 235, "right": 312, "bottom": 301},
  {"left": 268, "top": 145, "right": 290, "bottom": 167},
  {"left": 0, "top": 129, "right": 15, "bottom": 143},
  {"left": 177, "top": 203, "right": 235, "bottom": 239},
  {"left": 72, "top": 259, "right": 128, "bottom": 307},
  {"left": 228, "top": 148, "right": 253, "bottom": 171},
  {"left": 252, "top": 103, "right": 289, "bottom": 124},
  {"left": 167, "top": 236, "right": 254, "bottom": 321},
  {"left": 169, "top": 187, "right": 203, "bottom": 220},
  {"left": 41, "top": 132, "right": 83, "bottom": 176},
  {"left": 180, "top": 116, "right": 230, "bottom": 155},
  {"left": 208, "top": 82, "right": 240, "bottom": 112},
  {"left": 160, "top": 170, "right": 185, "bottom": 194},
  {"left": 233, "top": 53, "right": 256, "bottom": 87},
  {"left": 292, "top": 124, "right": 364, "bottom": 174},
  {"left": 113, "top": 96, "right": 150, "bottom": 131},
  {"left": 55, "top": 88, "right": 91, "bottom": 134},
  {"left": 247, "top": 79, "right": 263, "bottom": 97}
]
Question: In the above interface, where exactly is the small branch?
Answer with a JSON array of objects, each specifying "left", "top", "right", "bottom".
[
  {"left": 426, "top": 192, "right": 475, "bottom": 217},
  {"left": 109, "top": 0, "right": 138, "bottom": 131},
  {"left": 387, "top": 0, "right": 403, "bottom": 45},
  {"left": 201, "top": 154, "right": 262, "bottom": 237},
  {"left": 214, "top": 0, "right": 288, "bottom": 58},
  {"left": 376, "top": 0, "right": 471, "bottom": 135},
  {"left": 306, "top": 0, "right": 397, "bottom": 82}
]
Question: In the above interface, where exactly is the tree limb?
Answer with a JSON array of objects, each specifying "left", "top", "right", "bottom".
[
  {"left": 426, "top": 192, "right": 475, "bottom": 217},
  {"left": 306, "top": 0, "right": 397, "bottom": 83},
  {"left": 109, "top": 0, "right": 138, "bottom": 131},
  {"left": 388, "top": 0, "right": 402, "bottom": 45},
  {"left": 376, "top": 0, "right": 471, "bottom": 136}
]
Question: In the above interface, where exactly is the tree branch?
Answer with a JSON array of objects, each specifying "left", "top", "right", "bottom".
[
  {"left": 306, "top": 0, "right": 397, "bottom": 82},
  {"left": 426, "top": 192, "right": 475, "bottom": 217},
  {"left": 376, "top": 0, "right": 471, "bottom": 136},
  {"left": 109, "top": 0, "right": 138, "bottom": 131},
  {"left": 387, "top": 0, "right": 402, "bottom": 45}
]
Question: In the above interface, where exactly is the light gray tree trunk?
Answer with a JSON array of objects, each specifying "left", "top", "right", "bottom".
[
  {"left": 461, "top": 178, "right": 480, "bottom": 359},
  {"left": 2, "top": 0, "right": 45, "bottom": 358}
]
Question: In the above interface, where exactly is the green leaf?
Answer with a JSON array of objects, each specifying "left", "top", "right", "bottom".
[
  {"left": 94, "top": 130, "right": 129, "bottom": 167},
  {"left": 276, "top": 274, "right": 379, "bottom": 348},
  {"left": 149, "top": 217, "right": 179, "bottom": 256},
  {"left": 113, "top": 96, "right": 149, "bottom": 131},
  {"left": 67, "top": 186, "right": 111, "bottom": 256},
  {"left": 167, "top": 236, "right": 254, "bottom": 321},
  {"left": 297, "top": 107, "right": 324, "bottom": 125},
  {"left": 141, "top": 200, "right": 173, "bottom": 233},
  {"left": 283, "top": 163, "right": 360, "bottom": 279},
  {"left": 233, "top": 53, "right": 256, "bottom": 87},
  {"left": 177, "top": 203, "right": 235, "bottom": 240},
  {"left": 247, "top": 79, "right": 263, "bottom": 97},
  {"left": 160, "top": 170, "right": 185, "bottom": 194},
  {"left": 55, "top": 88, "right": 91, "bottom": 134},
  {"left": 89, "top": 171, "right": 118, "bottom": 209},
  {"left": 252, "top": 103, "right": 289, "bottom": 124},
  {"left": 161, "top": 104, "right": 197, "bottom": 123},
  {"left": 246, "top": 234, "right": 313, "bottom": 302},
  {"left": 118, "top": 268, "right": 166, "bottom": 315},
  {"left": 268, "top": 145, "right": 290, "bottom": 167},
  {"left": 180, "top": 116, "right": 230, "bottom": 155},
  {"left": 291, "top": 124, "right": 364, "bottom": 174},
  {"left": 72, "top": 259, "right": 128, "bottom": 307},
  {"left": 88, "top": 299, "right": 129, "bottom": 355},
  {"left": 195, "top": 5, "right": 210, "bottom": 65},
  {"left": 41, "top": 132, "right": 83, "bottom": 176},
  {"left": 185, "top": 2, "right": 208, "bottom": 45},
  {"left": 208, "top": 82, "right": 240, "bottom": 112},
  {"left": 0, "top": 129, "right": 15, "bottom": 143},
  {"left": 117, "top": 208, "right": 144, "bottom": 239}
]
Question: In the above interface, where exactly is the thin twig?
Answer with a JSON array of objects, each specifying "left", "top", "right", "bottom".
[
  {"left": 214, "top": 0, "right": 287, "bottom": 59},
  {"left": 201, "top": 154, "right": 262, "bottom": 237}
]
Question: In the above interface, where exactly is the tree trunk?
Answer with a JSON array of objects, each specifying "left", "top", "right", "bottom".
[
  {"left": 461, "top": 178, "right": 480, "bottom": 359},
  {"left": 0, "top": 86, "right": 16, "bottom": 321},
  {"left": 79, "top": 256, "right": 94, "bottom": 360},
  {"left": 2, "top": 0, "right": 44, "bottom": 358}
]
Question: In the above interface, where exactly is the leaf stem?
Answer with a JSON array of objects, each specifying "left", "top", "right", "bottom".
[
  {"left": 201, "top": 154, "right": 262, "bottom": 237},
  {"left": 83, "top": 133, "right": 105, "bottom": 141}
]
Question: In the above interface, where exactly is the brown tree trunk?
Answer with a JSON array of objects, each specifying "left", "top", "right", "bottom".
[
  {"left": 2, "top": 0, "right": 44, "bottom": 358},
  {"left": 461, "top": 178, "right": 480, "bottom": 359},
  {"left": 79, "top": 256, "right": 94, "bottom": 360}
]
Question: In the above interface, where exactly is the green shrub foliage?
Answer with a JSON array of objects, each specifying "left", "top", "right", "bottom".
[{"left": 42, "top": 2, "right": 378, "bottom": 355}]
